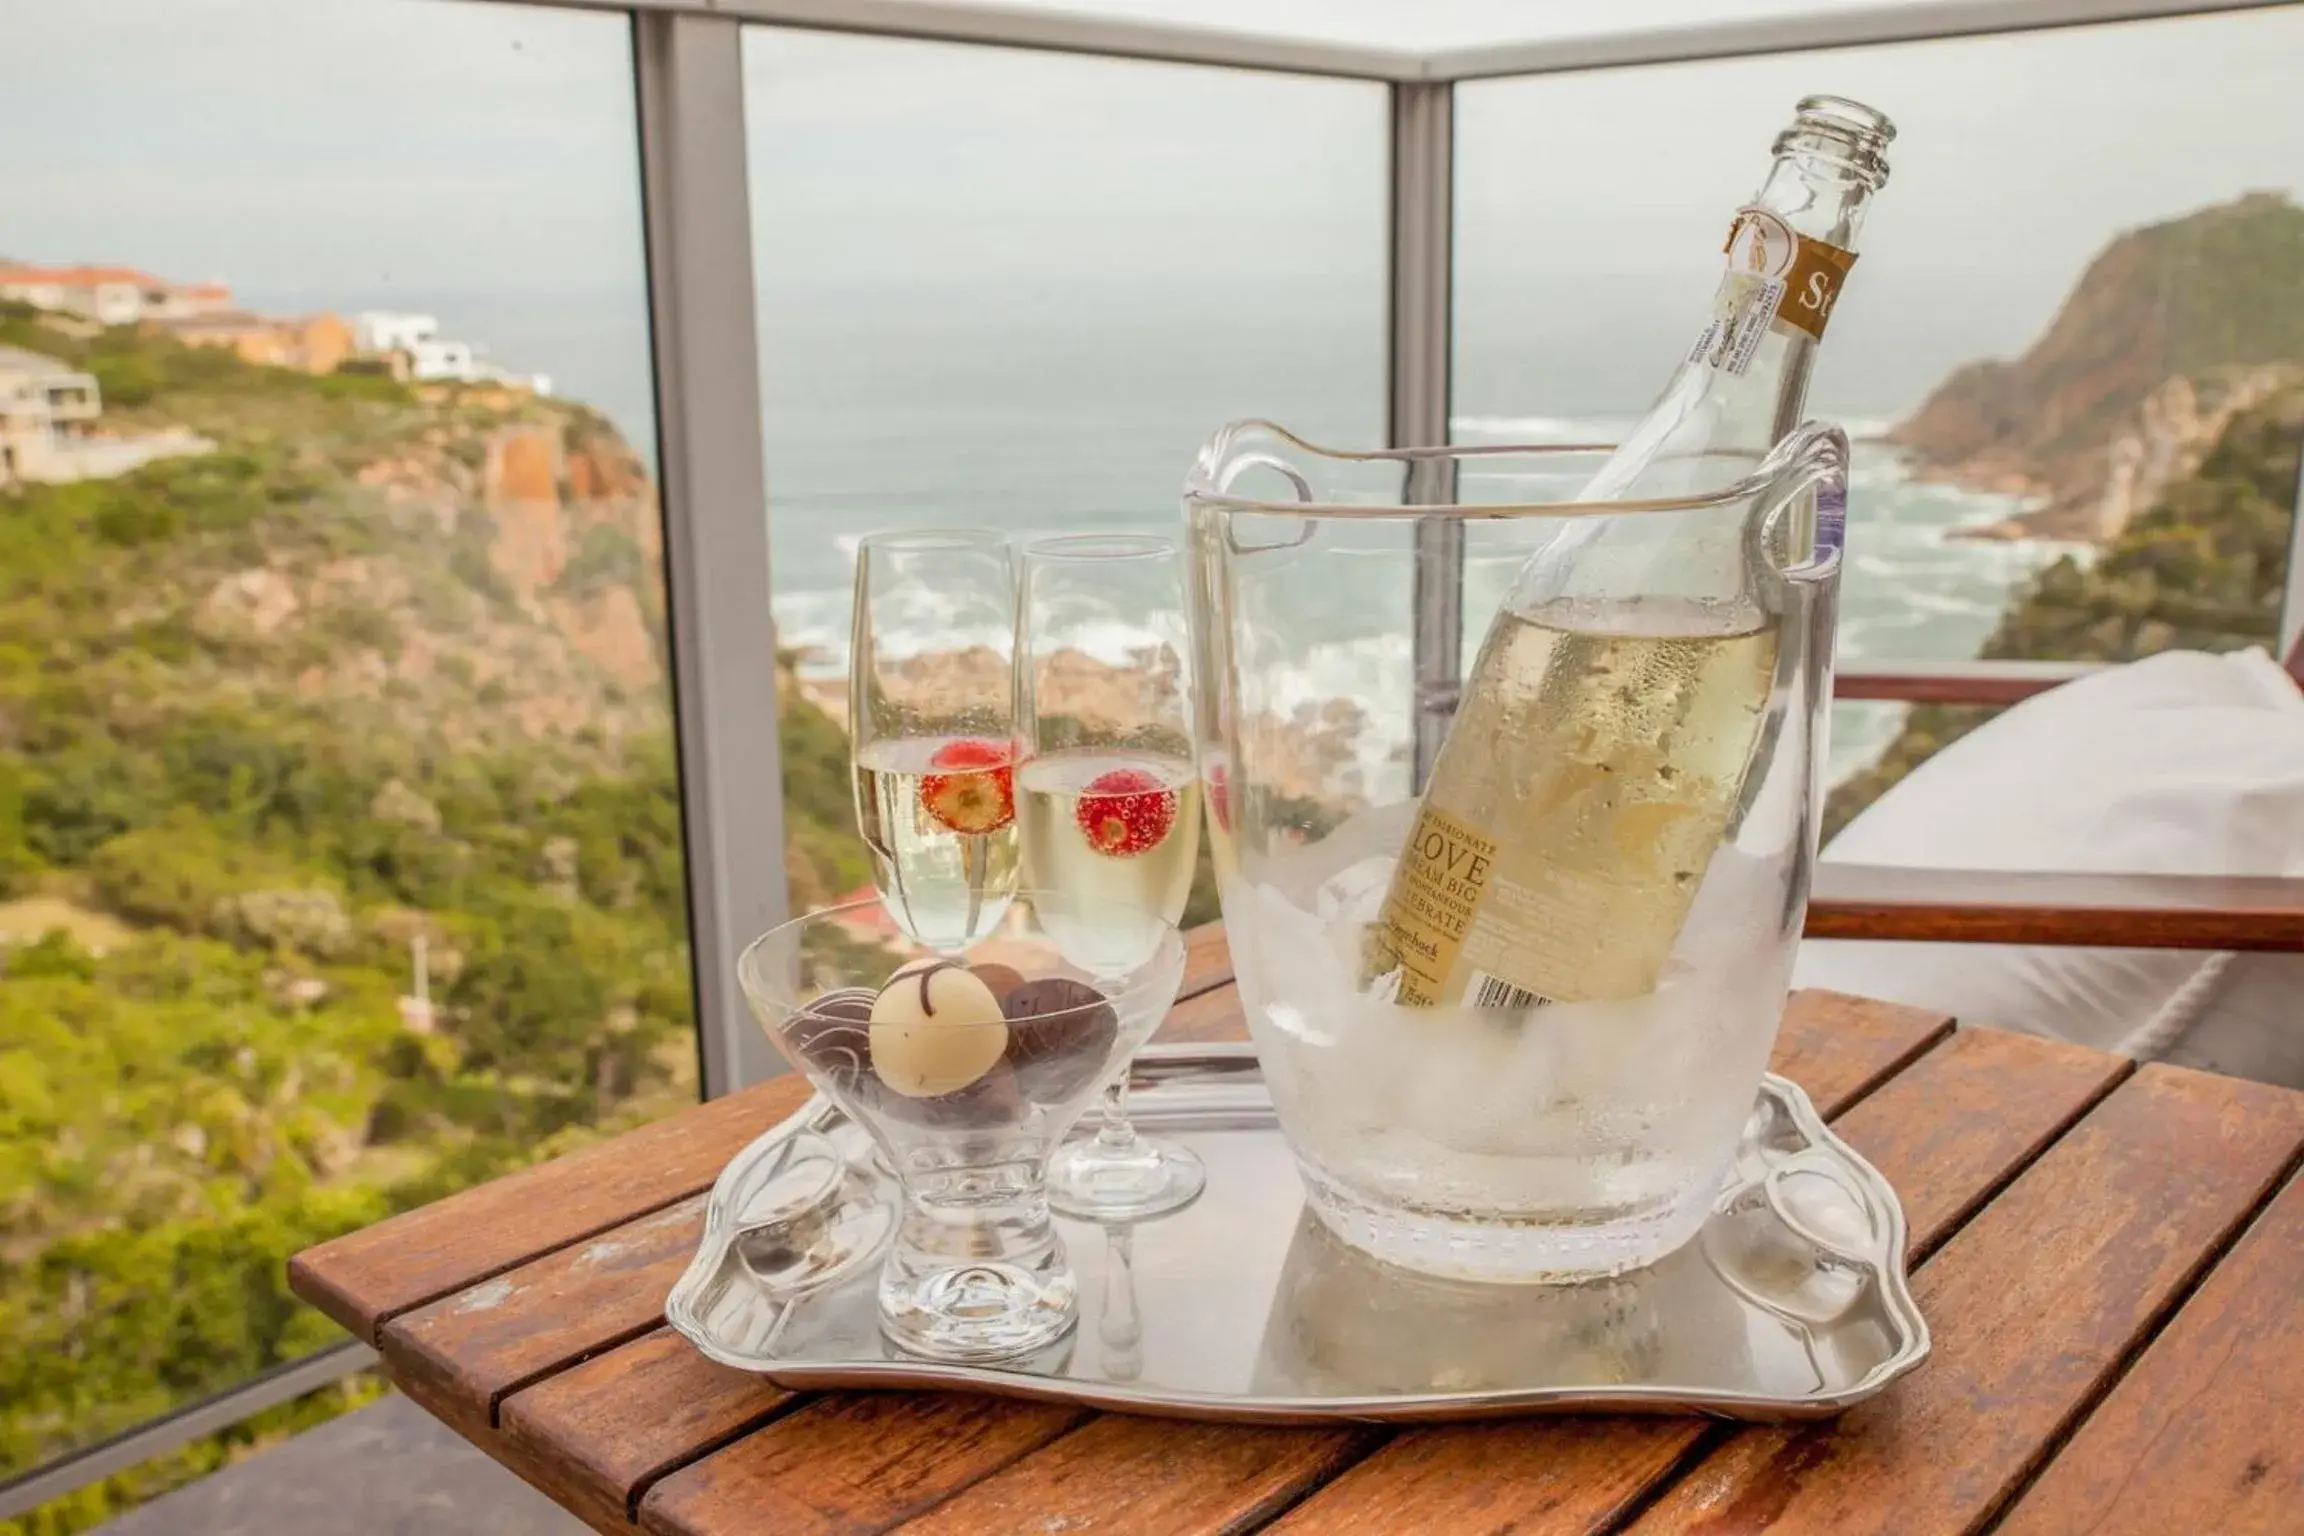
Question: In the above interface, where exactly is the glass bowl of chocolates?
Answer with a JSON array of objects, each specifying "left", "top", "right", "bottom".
[{"left": 737, "top": 889, "right": 1185, "bottom": 1363}]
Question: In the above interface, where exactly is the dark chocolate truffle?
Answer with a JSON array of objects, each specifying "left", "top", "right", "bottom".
[
  {"left": 968, "top": 962, "right": 1028, "bottom": 1004},
  {"left": 1001, "top": 977, "right": 1120, "bottom": 1103}
]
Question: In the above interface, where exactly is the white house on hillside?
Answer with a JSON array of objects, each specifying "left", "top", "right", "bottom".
[
  {"left": 0, "top": 344, "right": 209, "bottom": 486},
  {"left": 352, "top": 310, "right": 438, "bottom": 354},
  {"left": 0, "top": 343, "right": 101, "bottom": 482},
  {"left": 406, "top": 337, "right": 479, "bottom": 382},
  {"left": 351, "top": 310, "right": 550, "bottom": 396}
]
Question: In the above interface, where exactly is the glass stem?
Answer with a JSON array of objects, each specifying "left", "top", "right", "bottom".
[
  {"left": 960, "top": 832, "right": 986, "bottom": 942},
  {"left": 1093, "top": 1079, "right": 1140, "bottom": 1152}
]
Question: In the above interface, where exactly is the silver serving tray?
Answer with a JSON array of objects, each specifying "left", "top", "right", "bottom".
[{"left": 665, "top": 1044, "right": 1929, "bottom": 1423}]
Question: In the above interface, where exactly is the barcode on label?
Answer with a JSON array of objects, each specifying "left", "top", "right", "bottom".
[{"left": 1469, "top": 971, "right": 1542, "bottom": 1011}]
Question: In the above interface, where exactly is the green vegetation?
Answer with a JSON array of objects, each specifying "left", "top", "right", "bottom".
[
  {"left": 0, "top": 306, "right": 870, "bottom": 1532},
  {"left": 1828, "top": 385, "right": 2300, "bottom": 838}
]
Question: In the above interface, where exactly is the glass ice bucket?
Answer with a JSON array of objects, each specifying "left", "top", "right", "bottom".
[{"left": 1183, "top": 419, "right": 1849, "bottom": 1283}]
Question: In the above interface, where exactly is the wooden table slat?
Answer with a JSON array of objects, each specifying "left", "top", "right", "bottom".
[
  {"left": 499, "top": 1328, "right": 795, "bottom": 1533},
  {"left": 1178, "top": 921, "right": 1232, "bottom": 988},
  {"left": 1994, "top": 1169, "right": 2304, "bottom": 1536},
  {"left": 1826, "top": 1024, "right": 2130, "bottom": 1264},
  {"left": 892, "top": 1416, "right": 1374, "bottom": 1535},
  {"left": 1622, "top": 1065, "right": 2304, "bottom": 1536},
  {"left": 637, "top": 1396, "right": 1089, "bottom": 1536},
  {"left": 1267, "top": 1022, "right": 2126, "bottom": 1536},
  {"left": 384, "top": 1193, "right": 717, "bottom": 1442},
  {"left": 291, "top": 1077, "right": 809, "bottom": 1345},
  {"left": 288, "top": 926, "right": 1234, "bottom": 1345},
  {"left": 1151, "top": 976, "right": 1256, "bottom": 1046},
  {"left": 1765, "top": 990, "right": 1951, "bottom": 1116}
]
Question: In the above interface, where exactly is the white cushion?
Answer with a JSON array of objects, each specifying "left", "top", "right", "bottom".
[{"left": 1793, "top": 648, "right": 2304, "bottom": 1088}]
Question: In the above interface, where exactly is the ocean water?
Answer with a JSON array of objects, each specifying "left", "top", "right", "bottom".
[
  {"left": 765, "top": 397, "right": 2066, "bottom": 787},
  {"left": 359, "top": 281, "right": 2067, "bottom": 788}
]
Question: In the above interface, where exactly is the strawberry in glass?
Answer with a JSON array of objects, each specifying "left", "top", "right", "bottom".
[
  {"left": 853, "top": 734, "right": 1022, "bottom": 952},
  {"left": 1018, "top": 750, "right": 1199, "bottom": 969},
  {"left": 919, "top": 736, "right": 1016, "bottom": 834}
]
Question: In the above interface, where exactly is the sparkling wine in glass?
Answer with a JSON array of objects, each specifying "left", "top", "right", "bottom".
[
  {"left": 1018, "top": 532, "right": 1207, "bottom": 1220},
  {"left": 850, "top": 529, "right": 1021, "bottom": 952}
]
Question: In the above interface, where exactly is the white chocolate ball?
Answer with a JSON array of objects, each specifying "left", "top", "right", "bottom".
[{"left": 868, "top": 959, "right": 1009, "bottom": 1098}]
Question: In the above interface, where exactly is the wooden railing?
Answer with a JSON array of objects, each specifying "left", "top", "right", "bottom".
[
  {"left": 1831, "top": 659, "right": 2101, "bottom": 706},
  {"left": 1807, "top": 653, "right": 2304, "bottom": 951}
]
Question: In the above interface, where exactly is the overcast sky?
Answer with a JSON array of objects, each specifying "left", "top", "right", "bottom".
[{"left": 6, "top": 0, "right": 2304, "bottom": 421}]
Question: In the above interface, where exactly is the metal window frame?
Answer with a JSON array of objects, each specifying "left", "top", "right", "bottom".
[
  {"left": 637, "top": 10, "right": 789, "bottom": 1097},
  {"left": 24, "top": 0, "right": 2304, "bottom": 1515},
  {"left": 2286, "top": 430, "right": 2304, "bottom": 661},
  {"left": 0, "top": 1341, "right": 378, "bottom": 1522},
  {"left": 1390, "top": 81, "right": 1460, "bottom": 791},
  {"left": 1424, "top": 0, "right": 2302, "bottom": 78},
  {"left": 488, "top": 0, "right": 2299, "bottom": 79}
]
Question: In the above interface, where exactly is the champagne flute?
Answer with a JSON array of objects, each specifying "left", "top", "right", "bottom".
[
  {"left": 849, "top": 529, "right": 1020, "bottom": 952},
  {"left": 1017, "top": 532, "right": 1206, "bottom": 1220}
]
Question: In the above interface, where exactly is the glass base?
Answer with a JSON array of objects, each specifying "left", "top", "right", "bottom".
[
  {"left": 1295, "top": 1158, "right": 1716, "bottom": 1284},
  {"left": 878, "top": 1167, "right": 1077, "bottom": 1362},
  {"left": 879, "top": 1252, "right": 1077, "bottom": 1362},
  {"left": 1047, "top": 1133, "right": 1207, "bottom": 1222}
]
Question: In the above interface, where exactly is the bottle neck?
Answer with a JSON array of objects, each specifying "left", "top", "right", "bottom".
[
  {"left": 1748, "top": 138, "right": 1881, "bottom": 253},
  {"left": 1509, "top": 98, "right": 1891, "bottom": 617},
  {"left": 1733, "top": 151, "right": 1878, "bottom": 460}
]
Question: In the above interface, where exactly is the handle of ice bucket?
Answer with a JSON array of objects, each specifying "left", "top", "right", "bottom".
[
  {"left": 1746, "top": 419, "right": 1851, "bottom": 590},
  {"left": 1210, "top": 444, "right": 1319, "bottom": 555}
]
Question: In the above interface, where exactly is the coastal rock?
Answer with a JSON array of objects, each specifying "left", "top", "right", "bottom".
[
  {"left": 1896, "top": 191, "right": 2304, "bottom": 542},
  {"left": 815, "top": 640, "right": 1369, "bottom": 808}
]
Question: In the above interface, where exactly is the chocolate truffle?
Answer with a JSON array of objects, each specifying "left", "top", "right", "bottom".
[
  {"left": 784, "top": 987, "right": 875, "bottom": 1090},
  {"left": 1001, "top": 977, "right": 1119, "bottom": 1103},
  {"left": 869, "top": 958, "right": 1009, "bottom": 1098},
  {"left": 968, "top": 962, "right": 1027, "bottom": 1004}
]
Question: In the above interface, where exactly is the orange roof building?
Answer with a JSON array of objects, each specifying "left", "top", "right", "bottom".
[{"left": 0, "top": 264, "right": 234, "bottom": 325}]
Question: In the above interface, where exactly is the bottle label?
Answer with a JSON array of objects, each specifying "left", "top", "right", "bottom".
[
  {"left": 1373, "top": 612, "right": 1784, "bottom": 1013},
  {"left": 1688, "top": 208, "right": 1858, "bottom": 373},
  {"left": 1381, "top": 803, "right": 1497, "bottom": 1008}
]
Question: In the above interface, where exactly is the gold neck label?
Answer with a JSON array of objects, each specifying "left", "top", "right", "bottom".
[{"left": 1691, "top": 207, "right": 1859, "bottom": 371}]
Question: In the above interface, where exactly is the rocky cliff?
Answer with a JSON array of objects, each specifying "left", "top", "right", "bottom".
[
  {"left": 1893, "top": 192, "right": 2304, "bottom": 541},
  {"left": 7, "top": 297, "right": 681, "bottom": 765}
]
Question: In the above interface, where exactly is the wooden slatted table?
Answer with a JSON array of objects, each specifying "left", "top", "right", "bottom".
[{"left": 289, "top": 924, "right": 2304, "bottom": 1535}]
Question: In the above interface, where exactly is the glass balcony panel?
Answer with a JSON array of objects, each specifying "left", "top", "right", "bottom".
[
  {"left": 1453, "top": 7, "right": 2304, "bottom": 815},
  {"left": 742, "top": 27, "right": 1389, "bottom": 910},
  {"left": 0, "top": 0, "right": 685, "bottom": 1511}
]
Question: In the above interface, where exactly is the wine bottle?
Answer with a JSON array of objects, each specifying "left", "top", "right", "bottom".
[{"left": 1373, "top": 95, "right": 1894, "bottom": 1010}]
